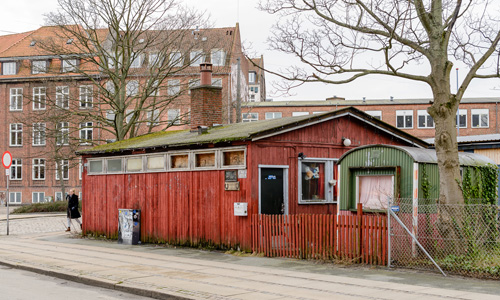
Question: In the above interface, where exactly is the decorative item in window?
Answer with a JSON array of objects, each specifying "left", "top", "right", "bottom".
[{"left": 301, "top": 162, "right": 325, "bottom": 201}]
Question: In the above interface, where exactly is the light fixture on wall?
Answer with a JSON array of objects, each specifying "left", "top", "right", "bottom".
[
  {"left": 298, "top": 152, "right": 307, "bottom": 160},
  {"left": 342, "top": 137, "right": 352, "bottom": 147}
]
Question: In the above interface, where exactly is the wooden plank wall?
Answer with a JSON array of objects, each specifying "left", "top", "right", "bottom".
[{"left": 83, "top": 170, "right": 253, "bottom": 250}]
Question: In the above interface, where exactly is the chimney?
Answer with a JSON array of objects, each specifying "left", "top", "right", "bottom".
[{"left": 190, "top": 63, "right": 223, "bottom": 132}]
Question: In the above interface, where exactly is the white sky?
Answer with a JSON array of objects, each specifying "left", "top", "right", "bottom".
[{"left": 1, "top": 0, "right": 499, "bottom": 101}]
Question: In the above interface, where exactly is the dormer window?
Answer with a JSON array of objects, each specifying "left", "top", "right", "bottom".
[
  {"left": 62, "top": 59, "right": 78, "bottom": 72},
  {"left": 2, "top": 61, "right": 17, "bottom": 75},
  {"left": 32, "top": 60, "right": 48, "bottom": 74}
]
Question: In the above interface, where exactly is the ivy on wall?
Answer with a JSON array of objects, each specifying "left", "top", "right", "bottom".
[{"left": 461, "top": 164, "right": 499, "bottom": 205}]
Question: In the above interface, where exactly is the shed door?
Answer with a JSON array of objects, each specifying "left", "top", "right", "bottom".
[{"left": 260, "top": 168, "right": 286, "bottom": 215}]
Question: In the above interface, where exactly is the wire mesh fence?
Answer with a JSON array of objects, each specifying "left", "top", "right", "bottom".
[{"left": 389, "top": 198, "right": 500, "bottom": 279}]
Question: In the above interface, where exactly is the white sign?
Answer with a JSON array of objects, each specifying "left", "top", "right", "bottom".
[{"left": 234, "top": 202, "right": 248, "bottom": 216}]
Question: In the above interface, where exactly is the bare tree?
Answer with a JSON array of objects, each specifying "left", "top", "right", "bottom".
[
  {"left": 39, "top": 0, "right": 211, "bottom": 141},
  {"left": 259, "top": 0, "right": 500, "bottom": 205}
]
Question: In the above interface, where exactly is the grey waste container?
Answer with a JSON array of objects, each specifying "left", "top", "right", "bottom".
[{"left": 118, "top": 209, "right": 141, "bottom": 245}]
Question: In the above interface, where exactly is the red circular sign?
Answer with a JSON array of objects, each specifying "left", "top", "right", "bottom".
[{"left": 2, "top": 151, "right": 12, "bottom": 169}]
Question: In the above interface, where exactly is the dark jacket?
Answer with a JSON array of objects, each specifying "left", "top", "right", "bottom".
[{"left": 67, "top": 194, "right": 81, "bottom": 219}]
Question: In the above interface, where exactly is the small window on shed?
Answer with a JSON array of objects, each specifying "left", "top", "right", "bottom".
[
  {"left": 89, "top": 160, "right": 103, "bottom": 173},
  {"left": 170, "top": 154, "right": 189, "bottom": 169},
  {"left": 195, "top": 152, "right": 215, "bottom": 168},
  {"left": 147, "top": 156, "right": 165, "bottom": 170},
  {"left": 126, "top": 157, "right": 143, "bottom": 172},
  {"left": 107, "top": 158, "right": 122, "bottom": 172},
  {"left": 222, "top": 150, "right": 245, "bottom": 167}
]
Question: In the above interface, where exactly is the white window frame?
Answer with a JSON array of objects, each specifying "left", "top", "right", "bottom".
[
  {"left": 417, "top": 110, "right": 434, "bottom": 129},
  {"left": 167, "top": 79, "right": 180, "bottom": 96},
  {"left": 56, "top": 86, "right": 69, "bottom": 109},
  {"left": 168, "top": 152, "right": 191, "bottom": 171},
  {"left": 62, "top": 59, "right": 78, "bottom": 72},
  {"left": 298, "top": 158, "right": 338, "bottom": 204},
  {"left": 79, "top": 85, "right": 93, "bottom": 108},
  {"left": 32, "top": 60, "right": 47, "bottom": 74},
  {"left": 2, "top": 61, "right": 17, "bottom": 75},
  {"left": 10, "top": 159, "right": 22, "bottom": 180},
  {"left": 79, "top": 122, "right": 93, "bottom": 144},
  {"left": 265, "top": 112, "right": 282, "bottom": 120},
  {"left": 32, "top": 158, "right": 46, "bottom": 180},
  {"left": 32, "top": 192, "right": 46, "bottom": 203},
  {"left": 190, "top": 50, "right": 203, "bottom": 66},
  {"left": 56, "top": 122, "right": 69, "bottom": 145},
  {"left": 33, "top": 87, "right": 46, "bottom": 110},
  {"left": 365, "top": 110, "right": 382, "bottom": 120},
  {"left": 126, "top": 80, "right": 139, "bottom": 96},
  {"left": 10, "top": 123, "right": 23, "bottom": 146},
  {"left": 106, "top": 110, "right": 116, "bottom": 121},
  {"left": 355, "top": 175, "right": 393, "bottom": 210},
  {"left": 146, "top": 155, "right": 166, "bottom": 172},
  {"left": 292, "top": 112, "right": 309, "bottom": 117},
  {"left": 211, "top": 78, "right": 222, "bottom": 87},
  {"left": 9, "top": 88, "right": 23, "bottom": 111},
  {"left": 242, "top": 113, "right": 259, "bottom": 122},
  {"left": 396, "top": 110, "right": 413, "bottom": 129},
  {"left": 167, "top": 109, "right": 181, "bottom": 125},
  {"left": 249, "top": 71, "right": 256, "bottom": 83},
  {"left": 55, "top": 160, "right": 69, "bottom": 180},
  {"left": 147, "top": 109, "right": 160, "bottom": 126},
  {"left": 130, "top": 53, "right": 144, "bottom": 68},
  {"left": 9, "top": 192, "right": 21, "bottom": 204},
  {"left": 55, "top": 192, "right": 65, "bottom": 202},
  {"left": 471, "top": 109, "right": 489, "bottom": 128},
  {"left": 211, "top": 49, "right": 225, "bottom": 66},
  {"left": 456, "top": 109, "right": 467, "bottom": 128},
  {"left": 125, "top": 109, "right": 134, "bottom": 123},
  {"left": 193, "top": 150, "right": 218, "bottom": 170},
  {"left": 170, "top": 51, "right": 183, "bottom": 67},
  {"left": 32, "top": 123, "right": 46, "bottom": 146}
]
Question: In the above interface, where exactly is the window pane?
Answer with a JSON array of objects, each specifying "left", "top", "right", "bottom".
[
  {"left": 481, "top": 114, "right": 488, "bottom": 127},
  {"left": 405, "top": 115, "right": 412, "bottom": 128},
  {"left": 396, "top": 116, "right": 404, "bottom": 128},
  {"left": 301, "top": 162, "right": 325, "bottom": 201},
  {"left": 127, "top": 157, "right": 142, "bottom": 172},
  {"left": 147, "top": 156, "right": 165, "bottom": 170},
  {"left": 358, "top": 175, "right": 392, "bottom": 210},
  {"left": 107, "top": 159, "right": 122, "bottom": 172},
  {"left": 427, "top": 115, "right": 434, "bottom": 127},
  {"left": 223, "top": 151, "right": 244, "bottom": 166},
  {"left": 89, "top": 160, "right": 102, "bottom": 173},
  {"left": 171, "top": 154, "right": 188, "bottom": 169},
  {"left": 472, "top": 115, "right": 479, "bottom": 127},
  {"left": 195, "top": 153, "right": 215, "bottom": 168},
  {"left": 418, "top": 115, "right": 425, "bottom": 127}
]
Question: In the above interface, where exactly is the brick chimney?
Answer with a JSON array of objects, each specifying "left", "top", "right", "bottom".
[{"left": 190, "top": 63, "right": 223, "bottom": 131}]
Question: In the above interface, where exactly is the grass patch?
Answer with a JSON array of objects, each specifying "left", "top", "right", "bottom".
[{"left": 12, "top": 201, "right": 74, "bottom": 214}]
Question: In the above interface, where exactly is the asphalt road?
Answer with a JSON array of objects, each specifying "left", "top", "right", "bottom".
[{"left": 0, "top": 265, "right": 154, "bottom": 300}]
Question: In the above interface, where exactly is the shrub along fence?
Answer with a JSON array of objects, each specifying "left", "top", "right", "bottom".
[{"left": 251, "top": 204, "right": 388, "bottom": 265}]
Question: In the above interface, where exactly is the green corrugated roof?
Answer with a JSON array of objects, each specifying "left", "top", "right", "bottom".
[{"left": 77, "top": 107, "right": 428, "bottom": 155}]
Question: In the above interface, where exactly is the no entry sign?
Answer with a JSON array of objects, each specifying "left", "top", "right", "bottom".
[{"left": 2, "top": 151, "right": 12, "bottom": 169}]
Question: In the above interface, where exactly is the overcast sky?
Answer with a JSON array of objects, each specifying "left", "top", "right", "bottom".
[{"left": 1, "top": 0, "right": 499, "bottom": 101}]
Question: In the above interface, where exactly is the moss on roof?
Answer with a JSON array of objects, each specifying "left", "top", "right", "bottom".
[{"left": 77, "top": 107, "right": 428, "bottom": 155}]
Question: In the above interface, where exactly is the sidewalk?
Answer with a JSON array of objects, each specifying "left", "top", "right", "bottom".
[{"left": 1, "top": 228, "right": 500, "bottom": 300}]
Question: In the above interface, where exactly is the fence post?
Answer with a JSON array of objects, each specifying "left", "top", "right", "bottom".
[{"left": 357, "top": 203, "right": 363, "bottom": 262}]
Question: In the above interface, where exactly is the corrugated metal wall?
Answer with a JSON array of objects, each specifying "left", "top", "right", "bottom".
[{"left": 339, "top": 146, "right": 414, "bottom": 209}]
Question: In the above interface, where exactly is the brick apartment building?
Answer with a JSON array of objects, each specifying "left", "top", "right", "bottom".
[
  {"left": 0, "top": 24, "right": 260, "bottom": 205},
  {"left": 242, "top": 97, "right": 500, "bottom": 168}
]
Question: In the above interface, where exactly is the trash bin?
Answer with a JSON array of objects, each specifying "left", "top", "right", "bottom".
[{"left": 118, "top": 209, "right": 141, "bottom": 245}]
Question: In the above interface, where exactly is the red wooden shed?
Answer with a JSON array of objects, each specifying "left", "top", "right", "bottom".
[{"left": 78, "top": 106, "right": 427, "bottom": 251}]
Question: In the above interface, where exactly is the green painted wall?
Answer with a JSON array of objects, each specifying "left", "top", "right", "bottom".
[{"left": 339, "top": 146, "right": 415, "bottom": 210}]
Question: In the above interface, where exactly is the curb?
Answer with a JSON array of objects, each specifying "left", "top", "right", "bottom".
[{"left": 0, "top": 260, "right": 190, "bottom": 300}]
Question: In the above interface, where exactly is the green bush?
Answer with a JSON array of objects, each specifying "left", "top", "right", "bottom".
[{"left": 12, "top": 201, "right": 71, "bottom": 214}]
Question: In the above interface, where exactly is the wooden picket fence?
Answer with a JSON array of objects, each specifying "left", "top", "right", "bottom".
[{"left": 251, "top": 209, "right": 387, "bottom": 265}]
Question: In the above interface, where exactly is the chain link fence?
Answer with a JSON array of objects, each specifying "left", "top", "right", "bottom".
[{"left": 389, "top": 198, "right": 500, "bottom": 279}]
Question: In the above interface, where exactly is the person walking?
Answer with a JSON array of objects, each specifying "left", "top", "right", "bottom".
[{"left": 66, "top": 189, "right": 82, "bottom": 232}]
